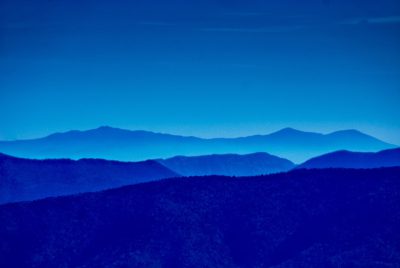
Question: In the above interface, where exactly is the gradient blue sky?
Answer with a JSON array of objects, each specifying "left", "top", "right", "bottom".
[{"left": 1, "top": 0, "right": 399, "bottom": 144}]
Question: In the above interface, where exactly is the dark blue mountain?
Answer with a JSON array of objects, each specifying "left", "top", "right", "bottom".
[
  {"left": 297, "top": 147, "right": 400, "bottom": 169},
  {"left": 157, "top": 152, "right": 295, "bottom": 176},
  {"left": 0, "top": 126, "right": 395, "bottom": 163},
  {"left": 0, "top": 153, "right": 178, "bottom": 204},
  {"left": 0, "top": 168, "right": 399, "bottom": 267}
]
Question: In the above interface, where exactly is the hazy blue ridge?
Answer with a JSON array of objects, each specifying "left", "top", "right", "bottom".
[
  {"left": 297, "top": 147, "right": 400, "bottom": 169},
  {"left": 157, "top": 152, "right": 295, "bottom": 176},
  {"left": 0, "top": 152, "right": 178, "bottom": 204}
]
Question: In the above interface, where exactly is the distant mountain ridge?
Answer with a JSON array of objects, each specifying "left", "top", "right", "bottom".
[
  {"left": 0, "top": 126, "right": 395, "bottom": 163},
  {"left": 297, "top": 147, "right": 400, "bottom": 169},
  {"left": 157, "top": 152, "right": 295, "bottom": 176},
  {"left": 0, "top": 153, "right": 178, "bottom": 204}
]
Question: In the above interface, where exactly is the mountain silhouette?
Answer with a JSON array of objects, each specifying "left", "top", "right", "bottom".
[
  {"left": 0, "top": 126, "right": 395, "bottom": 163},
  {"left": 0, "top": 153, "right": 178, "bottom": 204},
  {"left": 157, "top": 152, "right": 295, "bottom": 176},
  {"left": 0, "top": 168, "right": 399, "bottom": 267},
  {"left": 297, "top": 147, "right": 400, "bottom": 169}
]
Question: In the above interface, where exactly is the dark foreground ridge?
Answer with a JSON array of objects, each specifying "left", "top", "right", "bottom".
[{"left": 1, "top": 168, "right": 399, "bottom": 267}]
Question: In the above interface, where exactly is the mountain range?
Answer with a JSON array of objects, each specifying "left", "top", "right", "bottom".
[
  {"left": 1, "top": 168, "right": 399, "bottom": 267},
  {"left": 2, "top": 147, "right": 400, "bottom": 204},
  {"left": 0, "top": 153, "right": 177, "bottom": 204},
  {"left": 0, "top": 152, "right": 296, "bottom": 204},
  {"left": 0, "top": 126, "right": 395, "bottom": 163}
]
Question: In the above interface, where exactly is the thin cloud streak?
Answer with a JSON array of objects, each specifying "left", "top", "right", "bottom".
[
  {"left": 340, "top": 16, "right": 400, "bottom": 25},
  {"left": 200, "top": 25, "right": 304, "bottom": 33},
  {"left": 137, "top": 21, "right": 176, "bottom": 26}
]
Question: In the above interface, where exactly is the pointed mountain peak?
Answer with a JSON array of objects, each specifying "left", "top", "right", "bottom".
[
  {"left": 272, "top": 127, "right": 301, "bottom": 134},
  {"left": 96, "top": 125, "right": 116, "bottom": 131},
  {"left": 270, "top": 127, "right": 321, "bottom": 136},
  {"left": 278, "top": 127, "right": 298, "bottom": 132}
]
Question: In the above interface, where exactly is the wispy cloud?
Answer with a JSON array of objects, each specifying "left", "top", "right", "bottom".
[
  {"left": 222, "top": 12, "right": 270, "bottom": 17},
  {"left": 199, "top": 15, "right": 400, "bottom": 34},
  {"left": 367, "top": 16, "right": 400, "bottom": 24},
  {"left": 200, "top": 25, "right": 304, "bottom": 33},
  {"left": 137, "top": 21, "right": 175, "bottom": 26},
  {"left": 145, "top": 61, "right": 257, "bottom": 69},
  {"left": 222, "top": 11, "right": 309, "bottom": 19},
  {"left": 340, "top": 16, "right": 400, "bottom": 25}
]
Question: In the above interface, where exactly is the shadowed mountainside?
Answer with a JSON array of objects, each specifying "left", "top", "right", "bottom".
[
  {"left": 0, "top": 153, "right": 178, "bottom": 204},
  {"left": 157, "top": 152, "right": 295, "bottom": 176},
  {"left": 297, "top": 147, "right": 400, "bottom": 169},
  {"left": 1, "top": 168, "right": 399, "bottom": 267},
  {"left": 0, "top": 126, "right": 395, "bottom": 163}
]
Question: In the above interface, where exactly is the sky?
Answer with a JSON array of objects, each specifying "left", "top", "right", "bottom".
[{"left": 0, "top": 0, "right": 399, "bottom": 144}]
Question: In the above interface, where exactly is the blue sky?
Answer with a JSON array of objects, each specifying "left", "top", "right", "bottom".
[{"left": 0, "top": 0, "right": 399, "bottom": 144}]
